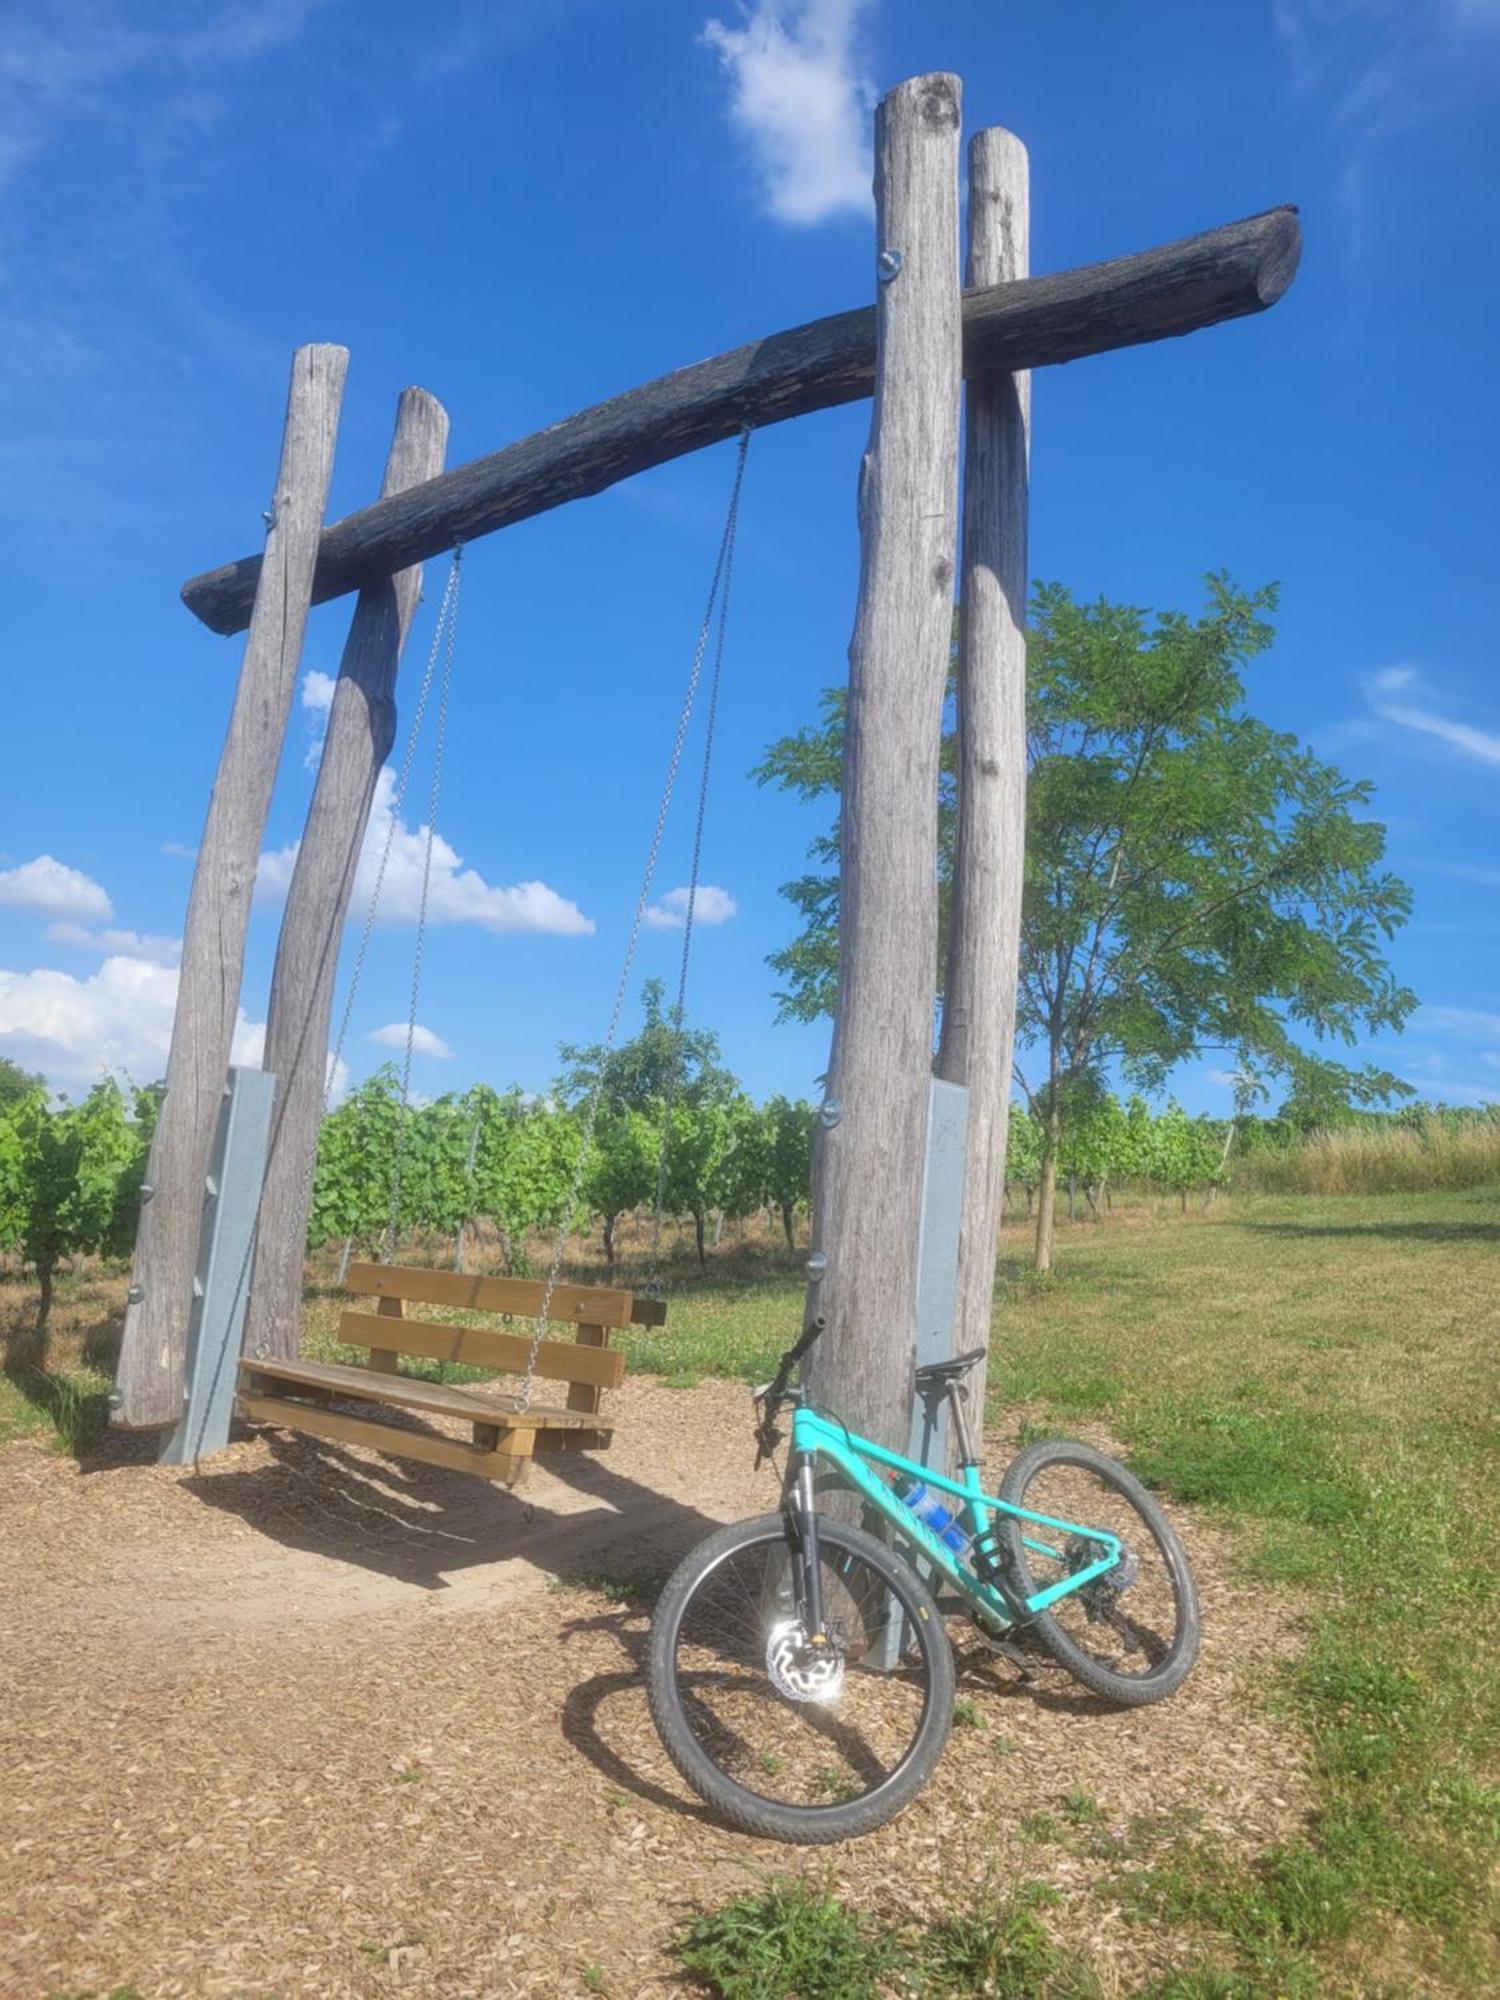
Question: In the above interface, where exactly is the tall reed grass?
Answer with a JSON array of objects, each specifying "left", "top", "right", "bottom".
[{"left": 1237, "top": 1119, "right": 1500, "bottom": 1195}]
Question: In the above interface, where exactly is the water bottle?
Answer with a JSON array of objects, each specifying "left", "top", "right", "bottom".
[{"left": 900, "top": 1480, "right": 971, "bottom": 1556}]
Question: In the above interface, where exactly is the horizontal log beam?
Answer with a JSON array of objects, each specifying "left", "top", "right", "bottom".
[{"left": 183, "top": 205, "right": 1300, "bottom": 635}]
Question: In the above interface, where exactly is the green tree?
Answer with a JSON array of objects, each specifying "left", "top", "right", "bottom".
[
  {"left": 762, "top": 1095, "right": 814, "bottom": 1251},
  {"left": 0, "top": 1057, "right": 45, "bottom": 1114},
  {"left": 7, "top": 1081, "right": 142, "bottom": 1351},
  {"left": 584, "top": 1110, "right": 657, "bottom": 1276},
  {"left": 757, "top": 576, "right": 1415, "bottom": 1271}
]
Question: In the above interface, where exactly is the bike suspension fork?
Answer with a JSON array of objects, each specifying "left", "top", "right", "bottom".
[{"left": 788, "top": 1458, "right": 828, "bottom": 1642}]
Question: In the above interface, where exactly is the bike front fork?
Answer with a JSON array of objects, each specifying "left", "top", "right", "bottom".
[{"left": 784, "top": 1458, "right": 828, "bottom": 1641}]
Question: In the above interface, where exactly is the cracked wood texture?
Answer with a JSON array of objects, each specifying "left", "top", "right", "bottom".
[
  {"left": 935, "top": 128, "right": 1031, "bottom": 1454},
  {"left": 801, "top": 74, "right": 963, "bottom": 1457},
  {"left": 113, "top": 344, "right": 348, "bottom": 1429},
  {"left": 243, "top": 388, "right": 450, "bottom": 1366},
  {"left": 182, "top": 205, "right": 1300, "bottom": 636}
]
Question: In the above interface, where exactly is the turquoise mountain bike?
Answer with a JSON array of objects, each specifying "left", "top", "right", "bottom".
[{"left": 647, "top": 1318, "right": 1199, "bottom": 1842}]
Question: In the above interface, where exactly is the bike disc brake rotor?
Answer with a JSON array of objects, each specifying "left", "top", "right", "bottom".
[{"left": 765, "top": 1618, "right": 846, "bottom": 1704}]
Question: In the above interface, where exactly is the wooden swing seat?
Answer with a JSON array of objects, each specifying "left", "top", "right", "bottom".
[{"left": 236, "top": 1260, "right": 666, "bottom": 1488}]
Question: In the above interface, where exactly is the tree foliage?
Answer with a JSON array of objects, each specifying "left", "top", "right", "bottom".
[{"left": 756, "top": 575, "right": 1416, "bottom": 1268}]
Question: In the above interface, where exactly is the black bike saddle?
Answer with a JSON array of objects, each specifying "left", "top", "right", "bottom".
[{"left": 913, "top": 1346, "right": 988, "bottom": 1388}]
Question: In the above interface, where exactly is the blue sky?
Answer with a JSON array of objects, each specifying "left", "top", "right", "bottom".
[{"left": 1, "top": 0, "right": 1498, "bottom": 1112}]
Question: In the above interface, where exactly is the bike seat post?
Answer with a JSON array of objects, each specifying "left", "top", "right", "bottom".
[{"left": 946, "top": 1378, "right": 978, "bottom": 1469}]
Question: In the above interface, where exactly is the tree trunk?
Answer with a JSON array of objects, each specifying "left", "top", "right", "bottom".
[
  {"left": 781, "top": 1202, "right": 796, "bottom": 1253},
  {"left": 336, "top": 1233, "right": 354, "bottom": 1287},
  {"left": 694, "top": 1211, "right": 707, "bottom": 1273},
  {"left": 933, "top": 126, "right": 1030, "bottom": 1459},
  {"left": 114, "top": 345, "right": 348, "bottom": 1428},
  {"left": 1068, "top": 1172, "right": 1077, "bottom": 1222},
  {"left": 1034, "top": 1104, "right": 1062, "bottom": 1273},
  {"left": 35, "top": 1260, "right": 54, "bottom": 1346},
  {"left": 804, "top": 75, "right": 963, "bottom": 1461},
  {"left": 244, "top": 387, "right": 449, "bottom": 1365},
  {"left": 602, "top": 1213, "right": 616, "bottom": 1278}
]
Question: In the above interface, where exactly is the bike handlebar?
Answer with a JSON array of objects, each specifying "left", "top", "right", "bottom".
[{"left": 753, "top": 1314, "right": 826, "bottom": 1463}]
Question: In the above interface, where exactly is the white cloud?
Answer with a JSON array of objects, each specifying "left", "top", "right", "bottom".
[
  {"left": 702, "top": 0, "right": 875, "bottom": 224},
  {"left": 0, "top": 854, "right": 113, "bottom": 920},
  {"left": 45, "top": 921, "right": 181, "bottom": 967},
  {"left": 368, "top": 1022, "right": 454, "bottom": 1059},
  {"left": 160, "top": 841, "right": 196, "bottom": 860},
  {"left": 0, "top": 952, "right": 264, "bottom": 1096},
  {"left": 1365, "top": 668, "right": 1500, "bottom": 769},
  {"left": 300, "top": 667, "right": 337, "bottom": 769},
  {"left": 1273, "top": 2, "right": 1500, "bottom": 252},
  {"left": 257, "top": 767, "right": 594, "bottom": 937},
  {"left": 644, "top": 884, "right": 739, "bottom": 930}
]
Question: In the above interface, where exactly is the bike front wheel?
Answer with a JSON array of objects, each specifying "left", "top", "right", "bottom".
[
  {"left": 999, "top": 1439, "right": 1200, "bottom": 1706},
  {"left": 648, "top": 1511, "right": 954, "bottom": 1843}
]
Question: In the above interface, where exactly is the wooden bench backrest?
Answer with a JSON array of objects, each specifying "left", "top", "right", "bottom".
[{"left": 339, "top": 1262, "right": 666, "bottom": 1397}]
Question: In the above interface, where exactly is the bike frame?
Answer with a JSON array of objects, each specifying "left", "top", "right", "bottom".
[{"left": 787, "top": 1404, "right": 1122, "bottom": 1632}]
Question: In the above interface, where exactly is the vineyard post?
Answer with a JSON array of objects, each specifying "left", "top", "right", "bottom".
[
  {"left": 936, "top": 127, "right": 1030, "bottom": 1452},
  {"left": 244, "top": 387, "right": 450, "bottom": 1363},
  {"left": 113, "top": 344, "right": 348, "bottom": 1430},
  {"left": 802, "top": 74, "right": 963, "bottom": 1455}
]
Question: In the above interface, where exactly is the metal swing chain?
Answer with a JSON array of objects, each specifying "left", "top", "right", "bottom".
[
  {"left": 326, "top": 547, "right": 464, "bottom": 1130},
  {"left": 281, "top": 546, "right": 465, "bottom": 1291},
  {"left": 516, "top": 428, "right": 751, "bottom": 1410},
  {"left": 384, "top": 546, "right": 463, "bottom": 1258},
  {"left": 646, "top": 433, "right": 745, "bottom": 1295}
]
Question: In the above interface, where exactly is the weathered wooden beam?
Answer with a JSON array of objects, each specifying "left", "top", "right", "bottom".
[
  {"left": 113, "top": 343, "right": 348, "bottom": 1429},
  {"left": 936, "top": 128, "right": 1031, "bottom": 1454},
  {"left": 801, "top": 73, "right": 963, "bottom": 1457},
  {"left": 243, "top": 386, "right": 450, "bottom": 1366},
  {"left": 183, "top": 204, "right": 1300, "bottom": 636}
]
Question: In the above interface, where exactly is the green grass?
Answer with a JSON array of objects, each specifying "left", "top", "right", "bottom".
[
  {"left": 673, "top": 1877, "right": 1099, "bottom": 2000},
  {"left": 988, "top": 1185, "right": 1500, "bottom": 1994},
  {"left": 672, "top": 1187, "right": 1498, "bottom": 1996}
]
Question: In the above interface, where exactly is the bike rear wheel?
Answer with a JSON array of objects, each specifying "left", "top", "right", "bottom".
[
  {"left": 648, "top": 1511, "right": 954, "bottom": 1843},
  {"left": 999, "top": 1439, "right": 1200, "bottom": 1706}
]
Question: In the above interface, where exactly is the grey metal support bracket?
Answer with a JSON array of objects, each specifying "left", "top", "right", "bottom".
[
  {"left": 871, "top": 1075, "right": 971, "bottom": 1667},
  {"left": 909, "top": 1076, "right": 972, "bottom": 1478},
  {"left": 159, "top": 1066, "right": 276, "bottom": 1467}
]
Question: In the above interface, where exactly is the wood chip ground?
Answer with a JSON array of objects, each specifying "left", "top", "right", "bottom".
[{"left": 0, "top": 1381, "right": 1310, "bottom": 1998}]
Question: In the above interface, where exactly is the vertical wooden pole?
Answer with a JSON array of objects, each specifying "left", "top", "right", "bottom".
[
  {"left": 803, "top": 74, "right": 963, "bottom": 1454},
  {"left": 243, "top": 388, "right": 450, "bottom": 1363},
  {"left": 113, "top": 344, "right": 349, "bottom": 1430},
  {"left": 936, "top": 128, "right": 1030, "bottom": 1436}
]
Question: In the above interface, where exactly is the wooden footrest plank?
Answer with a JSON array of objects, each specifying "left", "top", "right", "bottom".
[{"left": 237, "top": 1393, "right": 532, "bottom": 1487}]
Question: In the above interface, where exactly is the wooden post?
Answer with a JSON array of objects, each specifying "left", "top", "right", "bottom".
[
  {"left": 935, "top": 128, "right": 1031, "bottom": 1443},
  {"left": 802, "top": 74, "right": 963, "bottom": 1455},
  {"left": 112, "top": 344, "right": 348, "bottom": 1429},
  {"left": 243, "top": 387, "right": 450, "bottom": 1363},
  {"left": 180, "top": 207, "right": 1301, "bottom": 636}
]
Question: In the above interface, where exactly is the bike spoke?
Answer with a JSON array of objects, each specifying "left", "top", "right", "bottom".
[
  {"left": 1012, "top": 1461, "right": 1184, "bottom": 1682},
  {"left": 670, "top": 1539, "right": 937, "bottom": 1810}
]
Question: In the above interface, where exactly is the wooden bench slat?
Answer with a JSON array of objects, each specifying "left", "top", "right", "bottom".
[
  {"left": 237, "top": 1393, "right": 532, "bottom": 1486},
  {"left": 338, "top": 1310, "right": 626, "bottom": 1391},
  {"left": 239, "top": 1356, "right": 601, "bottom": 1429},
  {"left": 346, "top": 1261, "right": 664, "bottom": 1329}
]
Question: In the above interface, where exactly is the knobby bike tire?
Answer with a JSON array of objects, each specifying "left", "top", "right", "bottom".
[
  {"left": 999, "top": 1439, "right": 1200, "bottom": 1706},
  {"left": 647, "top": 1511, "right": 955, "bottom": 1843}
]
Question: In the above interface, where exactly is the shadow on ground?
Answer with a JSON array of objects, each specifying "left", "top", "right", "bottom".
[
  {"left": 175, "top": 1422, "right": 726, "bottom": 1594},
  {"left": 1237, "top": 1218, "right": 1498, "bottom": 1245}
]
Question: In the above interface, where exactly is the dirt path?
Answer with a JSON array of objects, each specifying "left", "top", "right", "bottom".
[{"left": 2, "top": 1382, "right": 1309, "bottom": 1998}]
